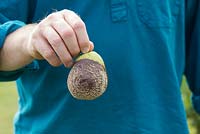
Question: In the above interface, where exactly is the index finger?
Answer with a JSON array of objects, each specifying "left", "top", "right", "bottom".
[{"left": 62, "top": 10, "right": 91, "bottom": 53}]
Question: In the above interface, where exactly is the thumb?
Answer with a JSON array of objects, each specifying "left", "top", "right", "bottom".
[{"left": 89, "top": 41, "right": 94, "bottom": 51}]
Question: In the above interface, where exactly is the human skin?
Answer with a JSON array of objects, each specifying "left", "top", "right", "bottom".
[{"left": 0, "top": 9, "right": 94, "bottom": 71}]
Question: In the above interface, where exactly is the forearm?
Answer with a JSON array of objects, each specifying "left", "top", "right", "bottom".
[{"left": 0, "top": 24, "right": 36, "bottom": 71}]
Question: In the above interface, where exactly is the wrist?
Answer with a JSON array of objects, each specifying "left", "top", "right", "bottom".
[
  {"left": 21, "top": 24, "right": 38, "bottom": 62},
  {"left": 0, "top": 24, "right": 37, "bottom": 71}
]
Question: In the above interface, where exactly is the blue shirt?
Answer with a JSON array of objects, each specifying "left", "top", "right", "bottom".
[{"left": 0, "top": 0, "right": 200, "bottom": 134}]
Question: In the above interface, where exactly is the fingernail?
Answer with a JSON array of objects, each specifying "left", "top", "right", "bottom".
[
  {"left": 82, "top": 47, "right": 89, "bottom": 53},
  {"left": 89, "top": 42, "right": 94, "bottom": 51}
]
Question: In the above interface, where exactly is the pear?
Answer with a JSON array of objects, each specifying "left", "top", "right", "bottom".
[{"left": 67, "top": 51, "right": 108, "bottom": 100}]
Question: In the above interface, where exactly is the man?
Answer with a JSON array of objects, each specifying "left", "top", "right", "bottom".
[{"left": 0, "top": 0, "right": 199, "bottom": 134}]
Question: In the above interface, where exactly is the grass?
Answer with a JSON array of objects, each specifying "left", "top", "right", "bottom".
[
  {"left": 0, "top": 82, "right": 18, "bottom": 134},
  {"left": 0, "top": 80, "right": 198, "bottom": 134}
]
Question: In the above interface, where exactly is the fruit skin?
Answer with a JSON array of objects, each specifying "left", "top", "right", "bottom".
[
  {"left": 76, "top": 51, "right": 105, "bottom": 67},
  {"left": 67, "top": 51, "right": 108, "bottom": 100}
]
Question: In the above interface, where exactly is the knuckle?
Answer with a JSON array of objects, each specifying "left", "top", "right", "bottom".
[
  {"left": 62, "top": 9, "right": 70, "bottom": 14},
  {"left": 51, "top": 61, "right": 61, "bottom": 67},
  {"left": 63, "top": 58, "right": 73, "bottom": 67},
  {"left": 43, "top": 50, "right": 55, "bottom": 59},
  {"left": 73, "top": 48, "right": 80, "bottom": 55},
  {"left": 70, "top": 48, "right": 80, "bottom": 56},
  {"left": 72, "top": 21, "right": 85, "bottom": 30},
  {"left": 47, "top": 13, "right": 58, "bottom": 20},
  {"left": 80, "top": 41, "right": 89, "bottom": 48},
  {"left": 52, "top": 20, "right": 59, "bottom": 26},
  {"left": 62, "top": 29, "right": 74, "bottom": 38},
  {"left": 62, "top": 9, "right": 76, "bottom": 16},
  {"left": 50, "top": 37, "right": 61, "bottom": 46}
]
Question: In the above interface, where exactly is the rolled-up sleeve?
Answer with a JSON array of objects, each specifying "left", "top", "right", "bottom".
[
  {"left": 0, "top": 0, "right": 39, "bottom": 81},
  {"left": 0, "top": 20, "right": 25, "bottom": 48},
  {"left": 0, "top": 60, "right": 39, "bottom": 81},
  {"left": 185, "top": 0, "right": 200, "bottom": 114}
]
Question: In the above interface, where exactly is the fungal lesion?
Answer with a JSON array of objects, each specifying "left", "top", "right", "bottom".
[{"left": 67, "top": 52, "right": 108, "bottom": 100}]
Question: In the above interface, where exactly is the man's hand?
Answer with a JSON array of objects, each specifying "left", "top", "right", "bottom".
[
  {"left": 0, "top": 9, "right": 94, "bottom": 71},
  {"left": 27, "top": 9, "right": 94, "bottom": 67}
]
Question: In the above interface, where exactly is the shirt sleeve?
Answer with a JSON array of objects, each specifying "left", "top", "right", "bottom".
[
  {"left": 0, "top": 0, "right": 39, "bottom": 81},
  {"left": 185, "top": 0, "right": 200, "bottom": 114},
  {"left": 0, "top": 20, "right": 26, "bottom": 48}
]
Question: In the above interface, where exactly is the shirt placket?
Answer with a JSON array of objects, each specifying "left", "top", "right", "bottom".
[{"left": 110, "top": 0, "right": 128, "bottom": 22}]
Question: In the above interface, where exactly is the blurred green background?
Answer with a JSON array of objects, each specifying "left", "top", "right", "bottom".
[{"left": 0, "top": 77, "right": 200, "bottom": 134}]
